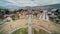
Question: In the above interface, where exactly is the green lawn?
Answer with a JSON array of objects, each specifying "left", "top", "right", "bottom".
[
  {"left": 12, "top": 28, "right": 28, "bottom": 34},
  {"left": 12, "top": 28, "right": 49, "bottom": 34},
  {"left": 33, "top": 28, "right": 49, "bottom": 34},
  {"left": 0, "top": 30, "right": 3, "bottom": 34}
]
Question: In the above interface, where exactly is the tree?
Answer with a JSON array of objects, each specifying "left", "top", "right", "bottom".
[{"left": 4, "top": 9, "right": 10, "bottom": 14}]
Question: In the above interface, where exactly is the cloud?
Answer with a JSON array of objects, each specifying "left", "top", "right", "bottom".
[
  {"left": 32, "top": 0, "right": 60, "bottom": 5},
  {"left": 4, "top": 0, "right": 38, "bottom": 6},
  {"left": 0, "top": 0, "right": 60, "bottom": 8}
]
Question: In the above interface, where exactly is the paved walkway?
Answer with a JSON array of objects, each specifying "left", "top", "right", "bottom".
[
  {"left": 1, "top": 18, "right": 60, "bottom": 34},
  {"left": 33, "top": 24, "right": 52, "bottom": 34},
  {"left": 1, "top": 19, "right": 28, "bottom": 34},
  {"left": 32, "top": 19, "right": 60, "bottom": 33}
]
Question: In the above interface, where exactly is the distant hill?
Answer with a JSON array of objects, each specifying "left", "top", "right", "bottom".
[
  {"left": 41, "top": 4, "right": 60, "bottom": 9},
  {"left": 36, "top": 4, "right": 60, "bottom": 10},
  {"left": 0, "top": 4, "right": 60, "bottom": 10},
  {"left": 23, "top": 4, "right": 60, "bottom": 10}
]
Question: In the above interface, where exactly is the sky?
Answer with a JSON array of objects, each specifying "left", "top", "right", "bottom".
[{"left": 0, "top": 0, "right": 60, "bottom": 8}]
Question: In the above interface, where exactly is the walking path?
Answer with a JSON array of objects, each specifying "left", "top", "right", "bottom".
[
  {"left": 1, "top": 19, "right": 28, "bottom": 34},
  {"left": 32, "top": 19, "right": 60, "bottom": 32},
  {"left": 33, "top": 24, "right": 52, "bottom": 34},
  {"left": 9, "top": 26, "right": 27, "bottom": 34},
  {"left": 1, "top": 18, "right": 60, "bottom": 34}
]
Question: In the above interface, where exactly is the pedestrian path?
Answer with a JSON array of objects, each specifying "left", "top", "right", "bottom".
[
  {"left": 1, "top": 19, "right": 28, "bottom": 34},
  {"left": 1, "top": 18, "right": 60, "bottom": 34}
]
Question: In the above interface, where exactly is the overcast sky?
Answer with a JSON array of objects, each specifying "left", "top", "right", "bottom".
[{"left": 0, "top": 0, "right": 60, "bottom": 8}]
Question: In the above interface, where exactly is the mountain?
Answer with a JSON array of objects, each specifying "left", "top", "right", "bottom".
[
  {"left": 42, "top": 4, "right": 60, "bottom": 9},
  {"left": 0, "top": 3, "right": 60, "bottom": 10},
  {"left": 31, "top": 4, "right": 60, "bottom": 10}
]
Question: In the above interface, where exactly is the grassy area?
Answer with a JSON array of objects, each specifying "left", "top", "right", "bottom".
[
  {"left": 1, "top": 16, "right": 60, "bottom": 34},
  {"left": 12, "top": 28, "right": 28, "bottom": 34},
  {"left": 33, "top": 28, "right": 49, "bottom": 34},
  {"left": 12, "top": 28, "right": 49, "bottom": 34},
  {"left": 0, "top": 30, "right": 3, "bottom": 34},
  {"left": 39, "top": 29, "right": 49, "bottom": 34}
]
